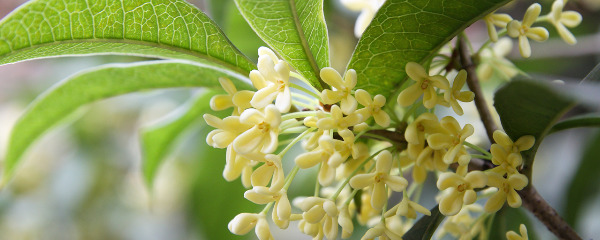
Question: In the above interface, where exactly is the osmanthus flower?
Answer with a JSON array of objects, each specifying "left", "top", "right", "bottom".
[
  {"left": 233, "top": 105, "right": 281, "bottom": 154},
  {"left": 349, "top": 150, "right": 408, "bottom": 210},
  {"left": 247, "top": 153, "right": 285, "bottom": 191},
  {"left": 297, "top": 197, "right": 339, "bottom": 240},
  {"left": 427, "top": 116, "right": 474, "bottom": 165},
  {"left": 320, "top": 67, "right": 358, "bottom": 115},
  {"left": 384, "top": 195, "right": 431, "bottom": 219},
  {"left": 489, "top": 144, "right": 523, "bottom": 176},
  {"left": 223, "top": 146, "right": 257, "bottom": 188},
  {"left": 250, "top": 47, "right": 292, "bottom": 113},
  {"left": 210, "top": 77, "right": 254, "bottom": 115},
  {"left": 355, "top": 89, "right": 390, "bottom": 127},
  {"left": 484, "top": 172, "right": 528, "bottom": 213},
  {"left": 483, "top": 12, "right": 513, "bottom": 42},
  {"left": 493, "top": 130, "right": 535, "bottom": 156},
  {"left": 437, "top": 204, "right": 485, "bottom": 240},
  {"left": 507, "top": 224, "right": 529, "bottom": 240},
  {"left": 340, "top": 142, "right": 370, "bottom": 178},
  {"left": 295, "top": 134, "right": 345, "bottom": 186},
  {"left": 443, "top": 70, "right": 475, "bottom": 116},
  {"left": 413, "top": 145, "right": 449, "bottom": 183},
  {"left": 398, "top": 62, "right": 450, "bottom": 109},
  {"left": 204, "top": 114, "right": 252, "bottom": 148},
  {"left": 338, "top": 205, "right": 354, "bottom": 239},
  {"left": 228, "top": 213, "right": 274, "bottom": 240},
  {"left": 361, "top": 216, "right": 404, "bottom": 240},
  {"left": 244, "top": 186, "right": 291, "bottom": 226},
  {"left": 357, "top": 191, "right": 379, "bottom": 225},
  {"left": 340, "top": 0, "right": 386, "bottom": 37},
  {"left": 507, "top": 3, "right": 549, "bottom": 58},
  {"left": 317, "top": 105, "right": 362, "bottom": 131},
  {"left": 436, "top": 171, "right": 487, "bottom": 216},
  {"left": 477, "top": 38, "right": 519, "bottom": 82},
  {"left": 405, "top": 112, "right": 444, "bottom": 145},
  {"left": 545, "top": 0, "right": 582, "bottom": 45},
  {"left": 302, "top": 111, "right": 330, "bottom": 151}
]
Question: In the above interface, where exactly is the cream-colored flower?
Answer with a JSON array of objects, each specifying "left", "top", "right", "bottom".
[
  {"left": 437, "top": 171, "right": 487, "bottom": 216},
  {"left": 484, "top": 172, "right": 528, "bottom": 213},
  {"left": 507, "top": 224, "right": 529, "bottom": 240},
  {"left": 349, "top": 150, "right": 408, "bottom": 210},
  {"left": 302, "top": 111, "right": 329, "bottom": 151},
  {"left": 490, "top": 143, "right": 523, "bottom": 176},
  {"left": 398, "top": 62, "right": 450, "bottom": 109},
  {"left": 385, "top": 195, "right": 431, "bottom": 219},
  {"left": 545, "top": 0, "right": 582, "bottom": 45},
  {"left": 233, "top": 105, "right": 281, "bottom": 154},
  {"left": 223, "top": 145, "right": 256, "bottom": 188},
  {"left": 250, "top": 47, "right": 292, "bottom": 113},
  {"left": 355, "top": 89, "right": 390, "bottom": 127},
  {"left": 437, "top": 205, "right": 484, "bottom": 240},
  {"left": 361, "top": 217, "right": 404, "bottom": 240},
  {"left": 320, "top": 68, "right": 358, "bottom": 114},
  {"left": 297, "top": 197, "right": 339, "bottom": 240},
  {"left": 295, "top": 134, "right": 344, "bottom": 186},
  {"left": 405, "top": 113, "right": 444, "bottom": 145},
  {"left": 484, "top": 12, "right": 513, "bottom": 42},
  {"left": 317, "top": 105, "right": 362, "bottom": 131},
  {"left": 414, "top": 145, "right": 449, "bottom": 183},
  {"left": 338, "top": 205, "right": 354, "bottom": 239},
  {"left": 204, "top": 114, "right": 252, "bottom": 148},
  {"left": 210, "top": 77, "right": 254, "bottom": 115},
  {"left": 228, "top": 213, "right": 274, "bottom": 240},
  {"left": 244, "top": 186, "right": 291, "bottom": 226},
  {"left": 493, "top": 130, "right": 535, "bottom": 155},
  {"left": 444, "top": 70, "right": 474, "bottom": 116},
  {"left": 477, "top": 38, "right": 519, "bottom": 82},
  {"left": 507, "top": 3, "right": 549, "bottom": 58},
  {"left": 427, "top": 116, "right": 474, "bottom": 164},
  {"left": 340, "top": 0, "right": 386, "bottom": 37},
  {"left": 247, "top": 154, "right": 285, "bottom": 191}
]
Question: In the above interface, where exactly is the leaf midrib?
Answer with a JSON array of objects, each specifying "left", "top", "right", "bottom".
[
  {"left": 288, "top": 0, "right": 325, "bottom": 89},
  {"left": 0, "top": 38, "right": 256, "bottom": 76}
]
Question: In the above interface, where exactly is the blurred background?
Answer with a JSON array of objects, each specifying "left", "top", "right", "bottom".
[{"left": 0, "top": 0, "right": 599, "bottom": 239}]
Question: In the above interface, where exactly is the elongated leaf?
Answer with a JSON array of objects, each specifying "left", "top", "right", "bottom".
[
  {"left": 1, "top": 60, "right": 251, "bottom": 185},
  {"left": 549, "top": 114, "right": 600, "bottom": 134},
  {"left": 348, "top": 0, "right": 510, "bottom": 97},
  {"left": 564, "top": 131, "right": 600, "bottom": 227},
  {"left": 494, "top": 80, "right": 575, "bottom": 178},
  {"left": 0, "top": 0, "right": 255, "bottom": 75},
  {"left": 234, "top": 0, "right": 330, "bottom": 90},
  {"left": 487, "top": 207, "right": 538, "bottom": 239},
  {"left": 141, "top": 90, "right": 218, "bottom": 188},
  {"left": 403, "top": 205, "right": 445, "bottom": 240}
]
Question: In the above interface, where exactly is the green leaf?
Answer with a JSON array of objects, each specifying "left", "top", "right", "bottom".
[
  {"left": 2, "top": 60, "right": 251, "bottom": 185},
  {"left": 347, "top": 0, "right": 510, "bottom": 98},
  {"left": 494, "top": 80, "right": 576, "bottom": 178},
  {"left": 0, "top": 0, "right": 255, "bottom": 75},
  {"left": 403, "top": 205, "right": 445, "bottom": 240},
  {"left": 487, "top": 207, "right": 538, "bottom": 240},
  {"left": 564, "top": 131, "right": 600, "bottom": 227},
  {"left": 549, "top": 114, "right": 600, "bottom": 134},
  {"left": 234, "top": 0, "right": 330, "bottom": 90},
  {"left": 140, "top": 90, "right": 218, "bottom": 188}
]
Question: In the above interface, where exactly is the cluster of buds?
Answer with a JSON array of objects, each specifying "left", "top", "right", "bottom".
[{"left": 202, "top": 43, "right": 537, "bottom": 239}]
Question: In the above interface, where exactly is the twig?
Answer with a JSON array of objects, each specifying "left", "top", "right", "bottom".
[
  {"left": 457, "top": 35, "right": 498, "bottom": 141},
  {"left": 519, "top": 186, "right": 582, "bottom": 240}
]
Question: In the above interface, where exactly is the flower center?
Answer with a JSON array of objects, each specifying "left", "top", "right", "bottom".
[
  {"left": 374, "top": 173, "right": 385, "bottom": 183},
  {"left": 417, "top": 123, "right": 425, "bottom": 132},
  {"left": 257, "top": 122, "right": 269, "bottom": 132},
  {"left": 420, "top": 79, "right": 430, "bottom": 89},
  {"left": 457, "top": 183, "right": 467, "bottom": 192}
]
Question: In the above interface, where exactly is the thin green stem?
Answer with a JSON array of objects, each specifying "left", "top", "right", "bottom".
[
  {"left": 260, "top": 202, "right": 275, "bottom": 214},
  {"left": 278, "top": 128, "right": 314, "bottom": 157},
  {"left": 283, "top": 166, "right": 299, "bottom": 190},
  {"left": 282, "top": 111, "right": 322, "bottom": 121},
  {"left": 402, "top": 104, "right": 419, "bottom": 122},
  {"left": 290, "top": 82, "right": 321, "bottom": 100},
  {"left": 463, "top": 141, "right": 492, "bottom": 157},
  {"left": 314, "top": 163, "right": 322, "bottom": 196},
  {"left": 475, "top": 29, "right": 508, "bottom": 56}
]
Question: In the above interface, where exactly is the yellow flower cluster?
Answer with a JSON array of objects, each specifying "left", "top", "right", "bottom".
[{"left": 204, "top": 46, "right": 535, "bottom": 240}]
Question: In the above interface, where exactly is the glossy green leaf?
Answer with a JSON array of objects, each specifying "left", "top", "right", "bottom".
[
  {"left": 0, "top": 0, "right": 255, "bottom": 75},
  {"left": 549, "top": 114, "right": 600, "bottom": 134},
  {"left": 234, "top": 0, "right": 330, "bottom": 90},
  {"left": 1, "top": 60, "right": 251, "bottom": 185},
  {"left": 494, "top": 80, "right": 576, "bottom": 178},
  {"left": 564, "top": 131, "right": 600, "bottom": 227},
  {"left": 487, "top": 207, "right": 538, "bottom": 240},
  {"left": 403, "top": 205, "right": 445, "bottom": 240},
  {"left": 348, "top": 0, "right": 510, "bottom": 97},
  {"left": 141, "top": 90, "right": 218, "bottom": 188}
]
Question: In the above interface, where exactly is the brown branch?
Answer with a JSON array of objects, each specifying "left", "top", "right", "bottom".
[
  {"left": 519, "top": 186, "right": 582, "bottom": 240},
  {"left": 457, "top": 36, "right": 498, "bottom": 142}
]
